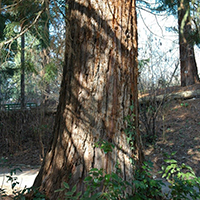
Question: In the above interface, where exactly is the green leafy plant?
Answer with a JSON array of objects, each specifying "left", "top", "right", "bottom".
[
  {"left": 6, "top": 168, "right": 22, "bottom": 190},
  {"left": 25, "top": 187, "right": 46, "bottom": 200},
  {"left": 54, "top": 157, "right": 200, "bottom": 200},
  {"left": 124, "top": 104, "right": 136, "bottom": 150},
  {"left": 161, "top": 153, "right": 200, "bottom": 200},
  {"left": 132, "top": 161, "right": 164, "bottom": 200},
  {"left": 0, "top": 167, "right": 46, "bottom": 200},
  {"left": 180, "top": 102, "right": 189, "bottom": 107},
  {"left": 95, "top": 140, "right": 115, "bottom": 154},
  {"left": 56, "top": 161, "right": 165, "bottom": 200},
  {"left": 82, "top": 167, "right": 130, "bottom": 200},
  {"left": 55, "top": 166, "right": 130, "bottom": 200},
  {"left": 55, "top": 182, "right": 81, "bottom": 200}
]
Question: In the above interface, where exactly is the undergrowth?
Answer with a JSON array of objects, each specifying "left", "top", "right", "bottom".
[
  {"left": 1, "top": 151, "right": 200, "bottom": 200},
  {"left": 1, "top": 111, "right": 200, "bottom": 200}
]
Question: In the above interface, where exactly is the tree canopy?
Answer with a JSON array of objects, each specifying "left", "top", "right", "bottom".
[{"left": 0, "top": 0, "right": 64, "bottom": 103}]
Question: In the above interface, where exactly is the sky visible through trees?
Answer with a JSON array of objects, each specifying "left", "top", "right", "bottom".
[
  {"left": 137, "top": 1, "right": 200, "bottom": 87},
  {"left": 0, "top": 0, "right": 199, "bottom": 103}
]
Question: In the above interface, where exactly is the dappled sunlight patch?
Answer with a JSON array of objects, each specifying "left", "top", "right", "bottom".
[
  {"left": 144, "top": 147, "right": 154, "bottom": 156},
  {"left": 156, "top": 140, "right": 174, "bottom": 147},
  {"left": 187, "top": 149, "right": 200, "bottom": 162},
  {"left": 177, "top": 113, "right": 188, "bottom": 121},
  {"left": 194, "top": 137, "right": 200, "bottom": 142},
  {"left": 143, "top": 85, "right": 200, "bottom": 177},
  {"left": 165, "top": 127, "right": 175, "bottom": 133},
  {"left": 171, "top": 104, "right": 183, "bottom": 110}
]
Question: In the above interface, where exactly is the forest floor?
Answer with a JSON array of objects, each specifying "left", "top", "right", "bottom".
[
  {"left": 141, "top": 83, "right": 200, "bottom": 178},
  {"left": 0, "top": 83, "right": 200, "bottom": 196}
]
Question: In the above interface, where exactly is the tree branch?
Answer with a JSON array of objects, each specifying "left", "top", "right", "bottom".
[{"left": 0, "top": 8, "right": 45, "bottom": 48}]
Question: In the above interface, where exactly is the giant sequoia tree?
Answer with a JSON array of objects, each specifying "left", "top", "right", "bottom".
[{"left": 33, "top": 0, "right": 143, "bottom": 199}]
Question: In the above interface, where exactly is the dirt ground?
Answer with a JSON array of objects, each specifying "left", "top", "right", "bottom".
[
  {"left": 142, "top": 83, "right": 200, "bottom": 177},
  {"left": 0, "top": 84, "right": 200, "bottom": 179}
]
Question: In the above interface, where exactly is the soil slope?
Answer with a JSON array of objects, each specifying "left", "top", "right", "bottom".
[{"left": 142, "top": 83, "right": 200, "bottom": 177}]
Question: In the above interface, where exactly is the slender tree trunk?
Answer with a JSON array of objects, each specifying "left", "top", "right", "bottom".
[
  {"left": 41, "top": 48, "right": 50, "bottom": 105},
  {"left": 33, "top": 0, "right": 143, "bottom": 199},
  {"left": 0, "top": 4, "right": 1, "bottom": 104},
  {"left": 178, "top": 0, "right": 199, "bottom": 87},
  {"left": 42, "top": 0, "right": 50, "bottom": 106},
  {"left": 21, "top": 33, "right": 25, "bottom": 108}
]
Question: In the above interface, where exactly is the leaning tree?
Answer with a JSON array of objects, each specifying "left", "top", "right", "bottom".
[{"left": 33, "top": 0, "right": 143, "bottom": 199}]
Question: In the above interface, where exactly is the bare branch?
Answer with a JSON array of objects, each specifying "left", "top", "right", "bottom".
[
  {"left": 0, "top": 0, "right": 23, "bottom": 12},
  {"left": 0, "top": 8, "right": 45, "bottom": 49}
]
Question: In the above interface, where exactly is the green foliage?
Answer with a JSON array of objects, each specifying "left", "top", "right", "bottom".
[
  {"left": 2, "top": 167, "right": 30, "bottom": 199},
  {"left": 1, "top": 147, "right": 200, "bottom": 200},
  {"left": 6, "top": 168, "right": 22, "bottom": 190},
  {"left": 154, "top": 0, "right": 178, "bottom": 15},
  {"left": 0, "top": 188, "right": 7, "bottom": 198},
  {"left": 83, "top": 168, "right": 130, "bottom": 200},
  {"left": 56, "top": 168, "right": 130, "bottom": 200},
  {"left": 138, "top": 58, "right": 150, "bottom": 71},
  {"left": 95, "top": 140, "right": 115, "bottom": 154},
  {"left": 55, "top": 161, "right": 164, "bottom": 200},
  {"left": 124, "top": 105, "right": 136, "bottom": 150},
  {"left": 55, "top": 182, "right": 81, "bottom": 200},
  {"left": 0, "top": 157, "right": 9, "bottom": 197},
  {"left": 161, "top": 152, "right": 200, "bottom": 200},
  {"left": 0, "top": 0, "right": 63, "bottom": 104},
  {"left": 43, "top": 62, "right": 58, "bottom": 83},
  {"left": 4, "top": 22, "right": 19, "bottom": 39},
  {"left": 24, "top": 187, "right": 46, "bottom": 200},
  {"left": 132, "top": 161, "right": 164, "bottom": 200},
  {"left": 54, "top": 157, "right": 200, "bottom": 200},
  {"left": 25, "top": 60, "right": 38, "bottom": 74},
  {"left": 152, "top": 0, "right": 200, "bottom": 46},
  {"left": 180, "top": 102, "right": 189, "bottom": 107},
  {"left": 0, "top": 167, "right": 46, "bottom": 200}
]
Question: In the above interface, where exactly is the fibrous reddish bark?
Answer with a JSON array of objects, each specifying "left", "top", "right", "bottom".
[
  {"left": 178, "top": 0, "right": 200, "bottom": 86},
  {"left": 33, "top": 0, "right": 143, "bottom": 199}
]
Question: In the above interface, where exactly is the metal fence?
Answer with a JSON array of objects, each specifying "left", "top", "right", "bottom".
[{"left": 0, "top": 103, "right": 37, "bottom": 111}]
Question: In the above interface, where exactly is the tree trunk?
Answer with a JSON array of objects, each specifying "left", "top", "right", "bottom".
[
  {"left": 33, "top": 0, "right": 143, "bottom": 199},
  {"left": 21, "top": 33, "right": 25, "bottom": 108},
  {"left": 178, "top": 0, "right": 199, "bottom": 87},
  {"left": 41, "top": 0, "right": 51, "bottom": 107}
]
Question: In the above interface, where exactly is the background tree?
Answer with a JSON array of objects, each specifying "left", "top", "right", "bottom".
[
  {"left": 0, "top": 0, "right": 18, "bottom": 103},
  {"left": 13, "top": 0, "right": 41, "bottom": 107},
  {"left": 0, "top": 0, "right": 63, "bottom": 105},
  {"left": 33, "top": 0, "right": 143, "bottom": 199},
  {"left": 1, "top": 0, "right": 42, "bottom": 105},
  {"left": 32, "top": 0, "right": 51, "bottom": 106},
  {"left": 178, "top": 0, "right": 199, "bottom": 86},
  {"left": 154, "top": 0, "right": 200, "bottom": 86}
]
